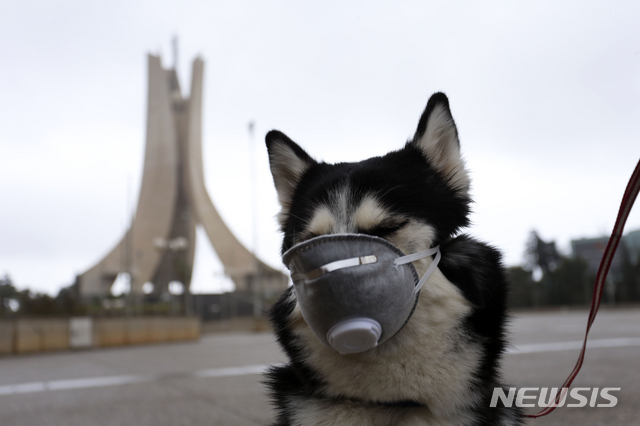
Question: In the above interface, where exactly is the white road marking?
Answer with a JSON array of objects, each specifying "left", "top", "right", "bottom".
[
  {"left": 0, "top": 375, "right": 151, "bottom": 395},
  {"left": 507, "top": 337, "right": 640, "bottom": 354},
  {"left": 1, "top": 337, "right": 639, "bottom": 396},
  {"left": 46, "top": 375, "right": 150, "bottom": 391},
  {"left": 194, "top": 363, "right": 277, "bottom": 378},
  {"left": 0, "top": 364, "right": 284, "bottom": 396}
]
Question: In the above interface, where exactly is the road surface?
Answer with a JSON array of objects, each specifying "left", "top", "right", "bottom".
[{"left": 1, "top": 308, "right": 638, "bottom": 425}]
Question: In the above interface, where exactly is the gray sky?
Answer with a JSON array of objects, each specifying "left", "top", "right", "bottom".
[{"left": 1, "top": 1, "right": 639, "bottom": 295}]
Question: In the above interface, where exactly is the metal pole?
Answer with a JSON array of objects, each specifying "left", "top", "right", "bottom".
[
  {"left": 248, "top": 121, "right": 263, "bottom": 320},
  {"left": 126, "top": 175, "right": 134, "bottom": 316}
]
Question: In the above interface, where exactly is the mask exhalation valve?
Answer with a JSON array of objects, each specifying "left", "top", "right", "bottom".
[{"left": 326, "top": 318, "right": 382, "bottom": 354}]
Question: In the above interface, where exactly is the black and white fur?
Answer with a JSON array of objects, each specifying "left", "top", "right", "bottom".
[{"left": 264, "top": 93, "right": 523, "bottom": 426}]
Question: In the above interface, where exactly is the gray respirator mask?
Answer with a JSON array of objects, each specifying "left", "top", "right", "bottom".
[{"left": 282, "top": 233, "right": 441, "bottom": 354}]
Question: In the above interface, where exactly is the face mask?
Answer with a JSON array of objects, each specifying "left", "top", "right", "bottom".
[{"left": 282, "top": 233, "right": 441, "bottom": 354}]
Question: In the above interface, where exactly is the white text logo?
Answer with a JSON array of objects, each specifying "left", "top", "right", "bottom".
[{"left": 490, "top": 387, "right": 620, "bottom": 408}]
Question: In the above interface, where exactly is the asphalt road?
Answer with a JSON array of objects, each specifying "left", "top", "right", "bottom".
[{"left": 1, "top": 308, "right": 639, "bottom": 426}]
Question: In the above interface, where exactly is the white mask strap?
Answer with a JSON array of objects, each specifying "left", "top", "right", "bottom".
[{"left": 394, "top": 246, "right": 441, "bottom": 294}]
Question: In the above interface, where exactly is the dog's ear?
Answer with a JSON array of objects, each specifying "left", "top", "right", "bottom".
[
  {"left": 411, "top": 93, "right": 470, "bottom": 194},
  {"left": 266, "top": 130, "right": 317, "bottom": 218}
]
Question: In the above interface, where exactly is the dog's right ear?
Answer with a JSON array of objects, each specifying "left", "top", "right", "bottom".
[{"left": 266, "top": 130, "right": 316, "bottom": 219}]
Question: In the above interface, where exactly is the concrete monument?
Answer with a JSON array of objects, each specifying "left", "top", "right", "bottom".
[{"left": 78, "top": 55, "right": 287, "bottom": 298}]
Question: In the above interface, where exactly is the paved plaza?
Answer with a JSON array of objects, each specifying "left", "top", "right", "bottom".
[{"left": 1, "top": 308, "right": 639, "bottom": 425}]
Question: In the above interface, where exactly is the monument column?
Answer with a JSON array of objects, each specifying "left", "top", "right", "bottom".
[{"left": 78, "top": 54, "right": 288, "bottom": 299}]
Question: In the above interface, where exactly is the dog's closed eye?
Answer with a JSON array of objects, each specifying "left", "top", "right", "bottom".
[{"left": 357, "top": 219, "right": 408, "bottom": 239}]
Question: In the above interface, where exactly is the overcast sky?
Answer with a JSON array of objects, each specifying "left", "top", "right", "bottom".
[{"left": 1, "top": 1, "right": 639, "bottom": 295}]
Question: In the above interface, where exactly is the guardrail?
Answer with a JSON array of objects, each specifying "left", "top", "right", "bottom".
[{"left": 0, "top": 317, "right": 200, "bottom": 355}]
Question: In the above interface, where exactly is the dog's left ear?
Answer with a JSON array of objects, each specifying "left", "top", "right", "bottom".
[
  {"left": 411, "top": 93, "right": 470, "bottom": 194},
  {"left": 266, "top": 130, "right": 317, "bottom": 223}
]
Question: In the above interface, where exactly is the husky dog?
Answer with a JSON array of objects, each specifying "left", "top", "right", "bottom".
[{"left": 264, "top": 93, "right": 523, "bottom": 426}]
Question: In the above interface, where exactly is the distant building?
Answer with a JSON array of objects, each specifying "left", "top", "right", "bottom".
[
  {"left": 571, "top": 229, "right": 640, "bottom": 280},
  {"left": 625, "top": 229, "right": 640, "bottom": 264}
]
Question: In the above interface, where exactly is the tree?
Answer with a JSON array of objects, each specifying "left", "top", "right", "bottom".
[
  {"left": 507, "top": 266, "right": 536, "bottom": 307},
  {"left": 55, "top": 285, "right": 87, "bottom": 316},
  {"left": 617, "top": 248, "right": 640, "bottom": 303},
  {"left": 0, "top": 274, "right": 19, "bottom": 316},
  {"left": 519, "top": 231, "right": 592, "bottom": 307},
  {"left": 524, "top": 231, "right": 561, "bottom": 276},
  {"left": 546, "top": 256, "right": 591, "bottom": 306},
  {"left": 17, "top": 290, "right": 57, "bottom": 316}
]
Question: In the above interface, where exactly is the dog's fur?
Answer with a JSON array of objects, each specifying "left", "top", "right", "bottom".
[{"left": 264, "top": 93, "right": 523, "bottom": 425}]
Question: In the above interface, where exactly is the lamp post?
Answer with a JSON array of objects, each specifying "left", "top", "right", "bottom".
[{"left": 248, "top": 121, "right": 263, "bottom": 321}]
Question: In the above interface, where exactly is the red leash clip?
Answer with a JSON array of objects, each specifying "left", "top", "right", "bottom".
[{"left": 526, "top": 158, "right": 640, "bottom": 419}]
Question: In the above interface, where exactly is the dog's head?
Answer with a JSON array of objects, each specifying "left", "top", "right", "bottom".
[
  {"left": 266, "top": 93, "right": 471, "bottom": 257},
  {"left": 265, "top": 93, "right": 515, "bottom": 421}
]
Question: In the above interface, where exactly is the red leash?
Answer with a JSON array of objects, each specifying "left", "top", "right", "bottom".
[{"left": 525, "top": 158, "right": 640, "bottom": 419}]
